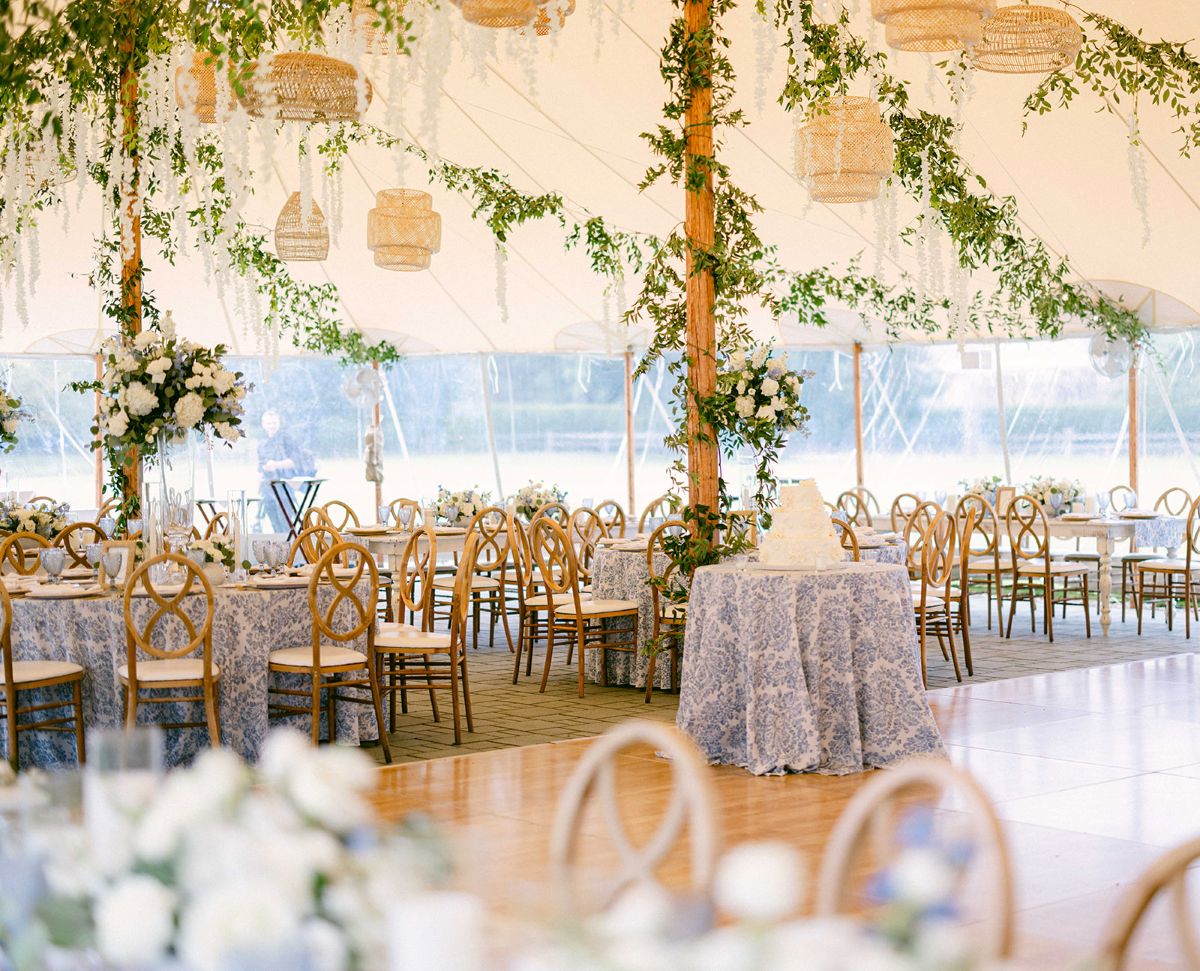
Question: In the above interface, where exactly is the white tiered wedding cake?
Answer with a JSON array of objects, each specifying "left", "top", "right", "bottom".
[{"left": 758, "top": 480, "right": 845, "bottom": 569}]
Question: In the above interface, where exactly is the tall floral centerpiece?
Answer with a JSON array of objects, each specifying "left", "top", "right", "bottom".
[
  {"left": 1022, "top": 475, "right": 1083, "bottom": 516},
  {"left": 0, "top": 392, "right": 30, "bottom": 455},
  {"left": 73, "top": 314, "right": 247, "bottom": 534},
  {"left": 434, "top": 486, "right": 492, "bottom": 526},
  {"left": 513, "top": 481, "right": 567, "bottom": 520},
  {"left": 0, "top": 498, "right": 70, "bottom": 538},
  {"left": 958, "top": 474, "right": 1004, "bottom": 505}
]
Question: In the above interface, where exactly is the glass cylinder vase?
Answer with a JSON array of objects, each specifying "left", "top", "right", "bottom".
[{"left": 153, "top": 430, "right": 196, "bottom": 554}]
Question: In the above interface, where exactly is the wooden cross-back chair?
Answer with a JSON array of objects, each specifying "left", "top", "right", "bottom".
[
  {"left": 431, "top": 506, "right": 511, "bottom": 650},
  {"left": 569, "top": 507, "right": 607, "bottom": 587},
  {"left": 388, "top": 497, "right": 423, "bottom": 529},
  {"left": 121, "top": 553, "right": 220, "bottom": 748},
  {"left": 377, "top": 524, "right": 440, "bottom": 729},
  {"left": 321, "top": 500, "right": 360, "bottom": 531},
  {"left": 595, "top": 499, "right": 625, "bottom": 539},
  {"left": 288, "top": 523, "right": 345, "bottom": 568},
  {"left": 533, "top": 517, "right": 639, "bottom": 698},
  {"left": 202, "top": 511, "right": 231, "bottom": 539},
  {"left": 533, "top": 501, "right": 569, "bottom": 525},
  {"left": 816, "top": 759, "right": 1014, "bottom": 962},
  {"left": 889, "top": 492, "right": 921, "bottom": 533},
  {"left": 646, "top": 520, "right": 689, "bottom": 702},
  {"left": 957, "top": 493, "right": 1009, "bottom": 634},
  {"left": 0, "top": 532, "right": 50, "bottom": 576},
  {"left": 1109, "top": 484, "right": 1138, "bottom": 512},
  {"left": 375, "top": 532, "right": 479, "bottom": 745},
  {"left": 549, "top": 721, "right": 718, "bottom": 915},
  {"left": 1005, "top": 494, "right": 1091, "bottom": 642},
  {"left": 267, "top": 541, "right": 390, "bottom": 762},
  {"left": 638, "top": 494, "right": 676, "bottom": 533},
  {"left": 835, "top": 490, "right": 872, "bottom": 527},
  {"left": 1135, "top": 494, "right": 1200, "bottom": 640},
  {"left": 913, "top": 510, "right": 961, "bottom": 686},
  {"left": 53, "top": 522, "right": 108, "bottom": 568},
  {"left": 903, "top": 500, "right": 941, "bottom": 579},
  {"left": 831, "top": 514, "right": 859, "bottom": 562},
  {"left": 0, "top": 581, "right": 86, "bottom": 769},
  {"left": 510, "top": 513, "right": 567, "bottom": 687},
  {"left": 1155, "top": 487, "right": 1193, "bottom": 517}
]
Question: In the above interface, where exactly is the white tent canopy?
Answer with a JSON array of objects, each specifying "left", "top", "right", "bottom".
[{"left": 3, "top": 0, "right": 1199, "bottom": 356}]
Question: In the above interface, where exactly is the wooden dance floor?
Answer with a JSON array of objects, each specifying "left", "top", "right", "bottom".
[{"left": 371, "top": 653, "right": 1200, "bottom": 969}]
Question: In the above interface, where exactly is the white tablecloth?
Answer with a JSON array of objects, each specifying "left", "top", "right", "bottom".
[
  {"left": 676, "top": 561, "right": 944, "bottom": 775},
  {"left": 6, "top": 583, "right": 379, "bottom": 770}
]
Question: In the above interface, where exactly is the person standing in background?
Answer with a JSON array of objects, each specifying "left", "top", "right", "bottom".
[{"left": 257, "top": 409, "right": 316, "bottom": 533}]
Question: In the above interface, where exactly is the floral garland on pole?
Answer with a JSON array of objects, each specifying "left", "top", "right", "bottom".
[{"left": 0, "top": 392, "right": 30, "bottom": 453}]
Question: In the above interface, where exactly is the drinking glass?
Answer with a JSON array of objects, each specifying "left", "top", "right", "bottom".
[
  {"left": 445, "top": 504, "right": 459, "bottom": 525},
  {"left": 1097, "top": 491, "right": 1110, "bottom": 518},
  {"left": 934, "top": 490, "right": 948, "bottom": 507},
  {"left": 39, "top": 548, "right": 66, "bottom": 583},
  {"left": 127, "top": 519, "right": 143, "bottom": 539},
  {"left": 1049, "top": 492, "right": 1064, "bottom": 516},
  {"left": 98, "top": 516, "right": 116, "bottom": 538},
  {"left": 101, "top": 551, "right": 123, "bottom": 590},
  {"left": 85, "top": 542, "right": 104, "bottom": 583},
  {"left": 252, "top": 539, "right": 266, "bottom": 569},
  {"left": 398, "top": 506, "right": 413, "bottom": 529},
  {"left": 1125, "top": 490, "right": 1138, "bottom": 511},
  {"left": 377, "top": 506, "right": 391, "bottom": 527}
]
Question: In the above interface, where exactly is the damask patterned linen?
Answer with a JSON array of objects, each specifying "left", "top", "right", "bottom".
[
  {"left": 855, "top": 542, "right": 906, "bottom": 565},
  {"left": 6, "top": 584, "right": 381, "bottom": 770},
  {"left": 1128, "top": 516, "right": 1185, "bottom": 549},
  {"left": 676, "top": 561, "right": 944, "bottom": 776},
  {"left": 586, "top": 547, "right": 673, "bottom": 690}
]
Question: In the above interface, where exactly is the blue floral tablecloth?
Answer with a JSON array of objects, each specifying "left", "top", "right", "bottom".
[
  {"left": 6, "top": 583, "right": 380, "bottom": 770},
  {"left": 676, "top": 561, "right": 944, "bottom": 776},
  {"left": 587, "top": 547, "right": 672, "bottom": 689},
  {"left": 856, "top": 541, "right": 906, "bottom": 565}
]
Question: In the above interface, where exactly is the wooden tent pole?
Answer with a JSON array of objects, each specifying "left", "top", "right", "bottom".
[
  {"left": 118, "top": 51, "right": 143, "bottom": 509},
  {"left": 372, "top": 360, "right": 383, "bottom": 514},
  {"left": 853, "top": 343, "right": 864, "bottom": 489},
  {"left": 624, "top": 347, "right": 636, "bottom": 518},
  {"left": 684, "top": 0, "right": 718, "bottom": 525},
  {"left": 1128, "top": 357, "right": 1139, "bottom": 494}
]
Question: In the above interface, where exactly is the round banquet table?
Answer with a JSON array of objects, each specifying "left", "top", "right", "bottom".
[
  {"left": 6, "top": 582, "right": 381, "bottom": 770},
  {"left": 676, "top": 561, "right": 944, "bottom": 776}
]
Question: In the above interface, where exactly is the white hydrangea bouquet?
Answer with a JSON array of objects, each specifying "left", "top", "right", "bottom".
[
  {"left": 434, "top": 486, "right": 492, "bottom": 525},
  {"left": 183, "top": 536, "right": 237, "bottom": 571},
  {"left": 717, "top": 345, "right": 810, "bottom": 436},
  {"left": 513, "top": 480, "right": 567, "bottom": 520},
  {"left": 80, "top": 314, "right": 247, "bottom": 463},
  {"left": 957, "top": 474, "right": 1003, "bottom": 500},
  {"left": 0, "top": 391, "right": 30, "bottom": 453},
  {"left": 0, "top": 498, "right": 70, "bottom": 537},
  {"left": 0, "top": 731, "right": 451, "bottom": 971},
  {"left": 1022, "top": 475, "right": 1083, "bottom": 515}
]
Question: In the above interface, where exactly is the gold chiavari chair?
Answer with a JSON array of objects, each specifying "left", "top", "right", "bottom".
[
  {"left": 388, "top": 498, "right": 424, "bottom": 529},
  {"left": 831, "top": 513, "right": 859, "bottom": 561},
  {"left": 267, "top": 541, "right": 391, "bottom": 761},
  {"left": 890, "top": 492, "right": 921, "bottom": 533},
  {"left": 835, "top": 490, "right": 871, "bottom": 527},
  {"left": 288, "top": 523, "right": 345, "bottom": 568},
  {"left": 1131, "top": 487, "right": 1195, "bottom": 623},
  {"left": 375, "top": 533, "right": 479, "bottom": 745},
  {"left": 816, "top": 759, "right": 1014, "bottom": 963},
  {"left": 569, "top": 507, "right": 606, "bottom": 594},
  {"left": 1135, "top": 494, "right": 1200, "bottom": 639},
  {"left": 1005, "top": 495, "right": 1092, "bottom": 641},
  {"left": 430, "top": 506, "right": 510, "bottom": 650},
  {"left": 595, "top": 499, "right": 626, "bottom": 539},
  {"left": 120, "top": 553, "right": 220, "bottom": 748},
  {"left": 0, "top": 532, "right": 50, "bottom": 576},
  {"left": 534, "top": 517, "right": 639, "bottom": 698},
  {"left": 646, "top": 520, "right": 688, "bottom": 702},
  {"left": 533, "top": 501, "right": 570, "bottom": 525},
  {"left": 956, "top": 493, "right": 1009, "bottom": 634},
  {"left": 1093, "top": 835, "right": 1200, "bottom": 970},
  {"left": 202, "top": 511, "right": 230, "bottom": 539},
  {"left": 53, "top": 522, "right": 108, "bottom": 568},
  {"left": 376, "top": 524, "right": 440, "bottom": 728},
  {"left": 322, "top": 500, "right": 361, "bottom": 531},
  {"left": 903, "top": 500, "right": 941, "bottom": 582},
  {"left": 510, "top": 514, "right": 577, "bottom": 685},
  {"left": 638, "top": 494, "right": 676, "bottom": 533},
  {"left": 0, "top": 582, "right": 86, "bottom": 769},
  {"left": 913, "top": 510, "right": 960, "bottom": 686}
]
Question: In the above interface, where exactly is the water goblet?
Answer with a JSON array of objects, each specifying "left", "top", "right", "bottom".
[
  {"left": 251, "top": 539, "right": 265, "bottom": 568},
  {"left": 270, "top": 541, "right": 290, "bottom": 576},
  {"left": 100, "top": 551, "right": 124, "bottom": 590},
  {"left": 398, "top": 506, "right": 413, "bottom": 529},
  {"left": 377, "top": 506, "right": 391, "bottom": 527},
  {"left": 1125, "top": 490, "right": 1138, "bottom": 511},
  {"left": 86, "top": 542, "right": 104, "bottom": 583},
  {"left": 39, "top": 548, "right": 66, "bottom": 584},
  {"left": 98, "top": 516, "right": 116, "bottom": 538},
  {"left": 1049, "top": 492, "right": 1064, "bottom": 517},
  {"left": 127, "top": 518, "right": 143, "bottom": 537},
  {"left": 934, "top": 489, "right": 948, "bottom": 507},
  {"left": 445, "top": 504, "right": 459, "bottom": 526},
  {"left": 1097, "top": 491, "right": 1110, "bottom": 518}
]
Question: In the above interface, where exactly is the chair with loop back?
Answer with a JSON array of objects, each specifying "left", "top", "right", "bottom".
[
  {"left": 569, "top": 507, "right": 606, "bottom": 593},
  {"left": 27, "top": 496, "right": 54, "bottom": 506},
  {"left": 289, "top": 523, "right": 345, "bottom": 568},
  {"left": 0, "top": 532, "right": 50, "bottom": 576},
  {"left": 97, "top": 497, "right": 119, "bottom": 519},
  {"left": 430, "top": 506, "right": 510, "bottom": 650},
  {"left": 0, "top": 582, "right": 86, "bottom": 769},
  {"left": 121, "top": 553, "right": 220, "bottom": 748},
  {"left": 595, "top": 499, "right": 626, "bottom": 539},
  {"left": 638, "top": 494, "right": 676, "bottom": 534},
  {"left": 1135, "top": 494, "right": 1200, "bottom": 640},
  {"left": 388, "top": 497, "right": 424, "bottom": 530},
  {"left": 831, "top": 514, "right": 859, "bottom": 561},
  {"left": 534, "top": 518, "right": 639, "bottom": 697},
  {"left": 375, "top": 533, "right": 478, "bottom": 744},
  {"left": 1131, "top": 487, "right": 1196, "bottom": 624},
  {"left": 912, "top": 510, "right": 961, "bottom": 686},
  {"left": 1005, "top": 494, "right": 1091, "bottom": 641},
  {"left": 322, "top": 500, "right": 360, "bottom": 531},
  {"left": 510, "top": 514, "right": 581, "bottom": 686},
  {"left": 646, "top": 520, "right": 689, "bottom": 702},
  {"left": 903, "top": 500, "right": 940, "bottom": 581},
  {"left": 835, "top": 490, "right": 872, "bottom": 527},
  {"left": 956, "top": 493, "right": 1010, "bottom": 634},
  {"left": 533, "top": 501, "right": 569, "bottom": 526},
  {"left": 889, "top": 492, "right": 921, "bottom": 533},
  {"left": 202, "top": 511, "right": 230, "bottom": 539},
  {"left": 53, "top": 522, "right": 108, "bottom": 568},
  {"left": 816, "top": 759, "right": 1014, "bottom": 963},
  {"left": 267, "top": 541, "right": 391, "bottom": 761},
  {"left": 549, "top": 721, "right": 718, "bottom": 915},
  {"left": 301, "top": 505, "right": 333, "bottom": 533}
]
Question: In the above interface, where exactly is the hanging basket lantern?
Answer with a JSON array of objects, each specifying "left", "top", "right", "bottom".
[
  {"left": 173, "top": 50, "right": 238, "bottom": 124},
  {"left": 352, "top": 0, "right": 408, "bottom": 55},
  {"left": 275, "top": 193, "right": 330, "bottom": 261},
  {"left": 367, "top": 189, "right": 442, "bottom": 272},
  {"left": 871, "top": 0, "right": 996, "bottom": 52},
  {"left": 520, "top": 0, "right": 575, "bottom": 36},
  {"left": 239, "top": 52, "right": 372, "bottom": 123},
  {"left": 449, "top": 0, "right": 538, "bottom": 29},
  {"left": 796, "top": 97, "right": 894, "bottom": 204},
  {"left": 971, "top": 5, "right": 1082, "bottom": 74},
  {"left": 23, "top": 144, "right": 76, "bottom": 189}
]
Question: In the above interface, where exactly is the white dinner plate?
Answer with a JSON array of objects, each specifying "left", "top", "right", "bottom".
[
  {"left": 613, "top": 543, "right": 648, "bottom": 552},
  {"left": 26, "top": 583, "right": 105, "bottom": 599},
  {"left": 1119, "top": 510, "right": 1159, "bottom": 520},
  {"left": 1058, "top": 513, "right": 1094, "bottom": 522},
  {"left": 246, "top": 576, "right": 309, "bottom": 589},
  {"left": 62, "top": 566, "right": 94, "bottom": 580},
  {"left": 346, "top": 526, "right": 389, "bottom": 536}
]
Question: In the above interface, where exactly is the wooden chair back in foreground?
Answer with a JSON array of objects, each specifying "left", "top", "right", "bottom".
[
  {"left": 0, "top": 582, "right": 86, "bottom": 768},
  {"left": 53, "top": 522, "right": 108, "bottom": 568},
  {"left": 889, "top": 492, "right": 921, "bottom": 533},
  {"left": 836, "top": 489, "right": 872, "bottom": 527},
  {"left": 903, "top": 500, "right": 941, "bottom": 577},
  {"left": 532, "top": 501, "right": 569, "bottom": 525},
  {"left": 0, "top": 532, "right": 50, "bottom": 576},
  {"left": 638, "top": 494, "right": 676, "bottom": 533},
  {"left": 288, "top": 523, "right": 345, "bottom": 567},
  {"left": 550, "top": 720, "right": 718, "bottom": 914},
  {"left": 831, "top": 514, "right": 858, "bottom": 561},
  {"left": 321, "top": 500, "right": 360, "bottom": 531},
  {"left": 1155, "top": 487, "right": 1193, "bottom": 517},
  {"left": 394, "top": 524, "right": 437, "bottom": 628},
  {"left": 121, "top": 553, "right": 220, "bottom": 748},
  {"left": 595, "top": 499, "right": 626, "bottom": 539},
  {"left": 202, "top": 511, "right": 230, "bottom": 539},
  {"left": 815, "top": 758, "right": 1014, "bottom": 962},
  {"left": 1094, "top": 835, "right": 1200, "bottom": 970}
]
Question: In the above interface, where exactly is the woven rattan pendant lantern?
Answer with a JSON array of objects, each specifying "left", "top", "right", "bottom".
[
  {"left": 449, "top": 0, "right": 538, "bottom": 29},
  {"left": 368, "top": 189, "right": 442, "bottom": 272},
  {"left": 174, "top": 51, "right": 236, "bottom": 124},
  {"left": 352, "top": 0, "right": 407, "bottom": 55},
  {"left": 275, "top": 193, "right": 330, "bottom": 261},
  {"left": 521, "top": 0, "right": 575, "bottom": 36},
  {"left": 239, "top": 52, "right": 372, "bottom": 123},
  {"left": 972, "top": 5, "right": 1081, "bottom": 73},
  {"left": 796, "top": 97, "right": 894, "bottom": 204},
  {"left": 871, "top": 0, "right": 996, "bottom": 52}
]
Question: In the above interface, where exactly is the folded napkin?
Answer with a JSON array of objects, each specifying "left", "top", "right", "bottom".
[{"left": 27, "top": 582, "right": 105, "bottom": 598}]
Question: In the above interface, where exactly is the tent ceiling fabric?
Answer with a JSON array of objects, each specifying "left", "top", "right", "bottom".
[{"left": 3, "top": 1, "right": 1199, "bottom": 356}]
